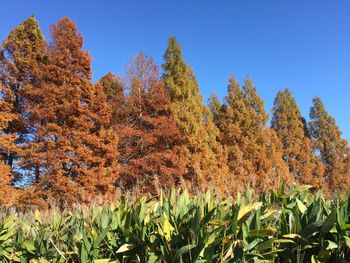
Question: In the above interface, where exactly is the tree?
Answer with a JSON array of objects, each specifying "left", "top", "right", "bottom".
[
  {"left": 208, "top": 93, "right": 222, "bottom": 126},
  {"left": 97, "top": 72, "right": 127, "bottom": 127},
  {"left": 309, "top": 97, "right": 350, "bottom": 191},
  {"left": 115, "top": 53, "right": 186, "bottom": 193},
  {"left": 162, "top": 37, "right": 229, "bottom": 194},
  {"left": 23, "top": 18, "right": 119, "bottom": 206},
  {"left": 211, "top": 76, "right": 290, "bottom": 192},
  {"left": 271, "top": 89, "right": 325, "bottom": 188},
  {"left": 0, "top": 83, "right": 18, "bottom": 205},
  {"left": 0, "top": 16, "right": 46, "bottom": 183},
  {"left": 209, "top": 77, "right": 245, "bottom": 187}
]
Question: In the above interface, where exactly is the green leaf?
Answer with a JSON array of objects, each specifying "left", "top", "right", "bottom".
[
  {"left": 100, "top": 207, "right": 110, "bottom": 229},
  {"left": 311, "top": 255, "right": 321, "bottom": 263},
  {"left": 300, "top": 220, "right": 323, "bottom": 237},
  {"left": 22, "top": 240, "right": 36, "bottom": 254},
  {"left": 147, "top": 253, "right": 158, "bottom": 263},
  {"left": 3, "top": 215, "right": 16, "bottom": 229},
  {"left": 244, "top": 239, "right": 261, "bottom": 252},
  {"left": 320, "top": 210, "right": 336, "bottom": 233},
  {"left": 248, "top": 227, "right": 277, "bottom": 238},
  {"left": 93, "top": 226, "right": 110, "bottom": 250},
  {"left": 325, "top": 240, "right": 338, "bottom": 250},
  {"left": 344, "top": 236, "right": 350, "bottom": 248},
  {"left": 175, "top": 244, "right": 196, "bottom": 260},
  {"left": 200, "top": 208, "right": 216, "bottom": 227}
]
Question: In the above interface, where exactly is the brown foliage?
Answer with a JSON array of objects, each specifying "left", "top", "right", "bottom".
[
  {"left": 310, "top": 97, "right": 350, "bottom": 191},
  {"left": 116, "top": 53, "right": 187, "bottom": 193},
  {"left": 1, "top": 16, "right": 348, "bottom": 209},
  {"left": 0, "top": 83, "right": 18, "bottom": 205},
  {"left": 210, "top": 76, "right": 291, "bottom": 193},
  {"left": 97, "top": 73, "right": 127, "bottom": 127},
  {"left": 23, "top": 18, "right": 119, "bottom": 207},
  {"left": 271, "top": 89, "right": 326, "bottom": 189},
  {"left": 0, "top": 16, "right": 45, "bottom": 185}
]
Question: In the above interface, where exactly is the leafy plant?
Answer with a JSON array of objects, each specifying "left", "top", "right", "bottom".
[{"left": 0, "top": 185, "right": 349, "bottom": 262}]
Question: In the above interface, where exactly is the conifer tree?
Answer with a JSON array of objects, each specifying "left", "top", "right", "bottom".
[
  {"left": 271, "top": 89, "right": 325, "bottom": 187},
  {"left": 0, "top": 83, "right": 18, "bottom": 204},
  {"left": 97, "top": 72, "right": 127, "bottom": 127},
  {"left": 0, "top": 16, "right": 45, "bottom": 181},
  {"left": 208, "top": 93, "right": 222, "bottom": 126},
  {"left": 162, "top": 37, "right": 229, "bottom": 193},
  {"left": 243, "top": 77, "right": 290, "bottom": 190},
  {"left": 24, "top": 18, "right": 118, "bottom": 206},
  {"left": 117, "top": 53, "right": 186, "bottom": 193},
  {"left": 309, "top": 97, "right": 350, "bottom": 190},
  {"left": 211, "top": 76, "right": 290, "bottom": 191},
  {"left": 210, "top": 77, "right": 245, "bottom": 184}
]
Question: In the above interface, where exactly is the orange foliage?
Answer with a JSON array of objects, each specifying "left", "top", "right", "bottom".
[
  {"left": 115, "top": 53, "right": 187, "bottom": 193},
  {"left": 23, "top": 18, "right": 118, "bottom": 207},
  {"left": 0, "top": 16, "right": 348, "bottom": 209}
]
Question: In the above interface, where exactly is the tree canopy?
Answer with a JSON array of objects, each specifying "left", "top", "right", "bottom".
[{"left": 0, "top": 17, "right": 348, "bottom": 208}]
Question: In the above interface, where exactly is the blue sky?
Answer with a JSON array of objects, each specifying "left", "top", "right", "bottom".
[{"left": 1, "top": 1, "right": 350, "bottom": 139}]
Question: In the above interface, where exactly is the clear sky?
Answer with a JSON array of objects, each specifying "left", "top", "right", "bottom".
[{"left": 1, "top": 1, "right": 350, "bottom": 139}]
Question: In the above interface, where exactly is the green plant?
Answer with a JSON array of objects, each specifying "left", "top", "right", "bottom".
[{"left": 0, "top": 185, "right": 349, "bottom": 262}]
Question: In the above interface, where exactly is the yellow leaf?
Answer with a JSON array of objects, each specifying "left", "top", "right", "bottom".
[
  {"left": 116, "top": 243, "right": 136, "bottom": 253},
  {"left": 163, "top": 215, "right": 174, "bottom": 241},
  {"left": 34, "top": 210, "right": 42, "bottom": 224},
  {"left": 296, "top": 199, "right": 307, "bottom": 214},
  {"left": 238, "top": 202, "right": 263, "bottom": 222},
  {"left": 282, "top": 234, "right": 302, "bottom": 239}
]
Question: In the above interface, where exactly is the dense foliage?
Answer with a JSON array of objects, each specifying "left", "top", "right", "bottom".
[
  {"left": 0, "top": 185, "right": 350, "bottom": 262},
  {"left": 271, "top": 89, "right": 325, "bottom": 187},
  {"left": 0, "top": 16, "right": 349, "bottom": 207}
]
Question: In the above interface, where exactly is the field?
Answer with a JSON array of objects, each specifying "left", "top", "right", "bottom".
[{"left": 1, "top": 185, "right": 350, "bottom": 262}]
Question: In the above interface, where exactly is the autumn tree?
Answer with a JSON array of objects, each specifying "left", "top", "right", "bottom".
[
  {"left": 0, "top": 83, "right": 18, "bottom": 205},
  {"left": 0, "top": 16, "right": 45, "bottom": 183},
  {"left": 97, "top": 72, "right": 127, "bottom": 127},
  {"left": 115, "top": 53, "right": 186, "bottom": 193},
  {"left": 162, "top": 37, "right": 230, "bottom": 194},
  {"left": 211, "top": 76, "right": 290, "bottom": 192},
  {"left": 209, "top": 77, "right": 245, "bottom": 181},
  {"left": 23, "top": 18, "right": 118, "bottom": 206},
  {"left": 208, "top": 93, "right": 222, "bottom": 126},
  {"left": 309, "top": 97, "right": 350, "bottom": 191},
  {"left": 271, "top": 89, "right": 325, "bottom": 188}
]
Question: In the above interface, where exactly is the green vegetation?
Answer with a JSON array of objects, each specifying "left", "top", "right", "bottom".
[{"left": 1, "top": 185, "right": 350, "bottom": 262}]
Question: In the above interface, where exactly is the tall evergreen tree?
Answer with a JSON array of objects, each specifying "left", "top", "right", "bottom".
[
  {"left": 211, "top": 76, "right": 290, "bottom": 192},
  {"left": 0, "top": 16, "right": 46, "bottom": 181},
  {"left": 23, "top": 18, "right": 119, "bottom": 206},
  {"left": 162, "top": 37, "right": 229, "bottom": 194},
  {"left": 116, "top": 53, "right": 186, "bottom": 193},
  {"left": 309, "top": 97, "right": 350, "bottom": 190},
  {"left": 271, "top": 89, "right": 325, "bottom": 188}
]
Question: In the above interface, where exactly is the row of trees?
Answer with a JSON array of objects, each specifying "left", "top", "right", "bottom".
[{"left": 0, "top": 17, "right": 349, "bottom": 207}]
